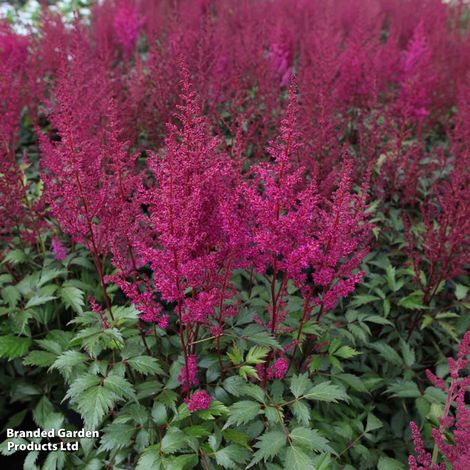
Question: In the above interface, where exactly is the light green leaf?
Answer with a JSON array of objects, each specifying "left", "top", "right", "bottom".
[
  {"left": 365, "top": 413, "right": 383, "bottom": 432},
  {"left": 285, "top": 445, "right": 315, "bottom": 470},
  {"left": 377, "top": 456, "right": 405, "bottom": 470},
  {"left": 224, "top": 401, "right": 261, "bottom": 429},
  {"left": 60, "top": 286, "right": 84, "bottom": 313},
  {"left": 215, "top": 445, "right": 251, "bottom": 469},
  {"left": 290, "top": 374, "right": 311, "bottom": 398},
  {"left": 246, "top": 346, "right": 269, "bottom": 365},
  {"left": 0, "top": 335, "right": 31, "bottom": 360},
  {"left": 136, "top": 445, "right": 161, "bottom": 470},
  {"left": 23, "top": 350, "right": 57, "bottom": 367},
  {"left": 289, "top": 427, "right": 332, "bottom": 453},
  {"left": 248, "top": 431, "right": 286, "bottom": 467},
  {"left": 128, "top": 356, "right": 164, "bottom": 376},
  {"left": 304, "top": 381, "right": 348, "bottom": 403}
]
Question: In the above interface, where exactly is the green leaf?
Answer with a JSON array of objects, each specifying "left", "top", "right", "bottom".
[
  {"left": 363, "top": 315, "right": 393, "bottom": 326},
  {"left": 161, "top": 429, "right": 187, "bottom": 454},
  {"left": 23, "top": 350, "right": 57, "bottom": 367},
  {"left": 377, "top": 456, "right": 405, "bottom": 470},
  {"left": 290, "top": 400, "right": 311, "bottom": 426},
  {"left": 334, "top": 346, "right": 361, "bottom": 359},
  {"left": 289, "top": 427, "right": 331, "bottom": 453},
  {"left": 398, "top": 293, "right": 426, "bottom": 310},
  {"left": 151, "top": 402, "right": 168, "bottom": 425},
  {"left": 246, "top": 346, "right": 269, "bottom": 364},
  {"left": 385, "top": 265, "right": 397, "bottom": 292},
  {"left": 224, "top": 401, "right": 261, "bottom": 429},
  {"left": 136, "top": 445, "right": 161, "bottom": 470},
  {"left": 239, "top": 365, "right": 259, "bottom": 380},
  {"left": 1, "top": 285, "right": 20, "bottom": 308},
  {"left": 50, "top": 350, "right": 88, "bottom": 379},
  {"left": 227, "top": 344, "right": 243, "bottom": 365},
  {"left": 290, "top": 374, "right": 311, "bottom": 398},
  {"left": 387, "top": 380, "right": 421, "bottom": 398},
  {"left": 365, "top": 413, "right": 383, "bottom": 432},
  {"left": 222, "top": 429, "right": 249, "bottom": 448},
  {"left": 285, "top": 445, "right": 315, "bottom": 470},
  {"left": 2, "top": 249, "right": 27, "bottom": 265},
  {"left": 104, "top": 374, "right": 136, "bottom": 401},
  {"left": 59, "top": 286, "right": 84, "bottom": 313},
  {"left": 76, "top": 383, "right": 120, "bottom": 430},
  {"left": 370, "top": 342, "right": 403, "bottom": 366},
  {"left": 43, "top": 450, "right": 66, "bottom": 470},
  {"left": 215, "top": 445, "right": 251, "bottom": 469},
  {"left": 99, "top": 423, "right": 135, "bottom": 451},
  {"left": 0, "top": 335, "right": 31, "bottom": 360},
  {"left": 65, "top": 373, "right": 100, "bottom": 400},
  {"left": 455, "top": 284, "right": 468, "bottom": 301},
  {"left": 33, "top": 396, "right": 63, "bottom": 430},
  {"left": 127, "top": 356, "right": 164, "bottom": 376},
  {"left": 25, "top": 295, "right": 57, "bottom": 309},
  {"left": 304, "top": 381, "right": 348, "bottom": 403},
  {"left": 241, "top": 325, "right": 280, "bottom": 348},
  {"left": 352, "top": 294, "right": 380, "bottom": 306},
  {"left": 399, "top": 340, "right": 415, "bottom": 367},
  {"left": 166, "top": 454, "right": 199, "bottom": 470},
  {"left": 38, "top": 269, "right": 66, "bottom": 287},
  {"left": 248, "top": 431, "right": 286, "bottom": 467}
]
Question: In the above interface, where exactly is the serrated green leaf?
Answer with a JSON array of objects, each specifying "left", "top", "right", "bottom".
[
  {"left": 23, "top": 350, "right": 57, "bottom": 367},
  {"left": 0, "top": 335, "right": 31, "bottom": 360},
  {"left": 224, "top": 401, "right": 261, "bottom": 429},
  {"left": 455, "top": 283, "right": 468, "bottom": 301},
  {"left": 387, "top": 380, "right": 421, "bottom": 398},
  {"left": 1, "top": 285, "right": 20, "bottom": 308},
  {"left": 289, "top": 427, "right": 332, "bottom": 453},
  {"left": 334, "top": 346, "right": 361, "bottom": 359},
  {"left": 152, "top": 402, "right": 168, "bottom": 425},
  {"left": 285, "top": 445, "right": 315, "bottom": 470},
  {"left": 50, "top": 350, "right": 88, "bottom": 380},
  {"left": 60, "top": 286, "right": 84, "bottom": 313},
  {"left": 290, "top": 374, "right": 311, "bottom": 398},
  {"left": 161, "top": 429, "right": 187, "bottom": 454},
  {"left": 215, "top": 445, "right": 251, "bottom": 469},
  {"left": 365, "top": 413, "right": 383, "bottom": 432},
  {"left": 248, "top": 431, "right": 286, "bottom": 467},
  {"left": 136, "top": 445, "right": 161, "bottom": 470},
  {"left": 246, "top": 346, "right": 269, "bottom": 364},
  {"left": 370, "top": 342, "right": 402, "bottom": 366},
  {"left": 99, "top": 423, "right": 135, "bottom": 451},
  {"left": 398, "top": 293, "right": 426, "bottom": 310},
  {"left": 304, "top": 381, "right": 348, "bottom": 403},
  {"left": 377, "top": 456, "right": 405, "bottom": 470},
  {"left": 75, "top": 382, "right": 120, "bottom": 430},
  {"left": 128, "top": 356, "right": 164, "bottom": 376},
  {"left": 290, "top": 400, "right": 311, "bottom": 426}
]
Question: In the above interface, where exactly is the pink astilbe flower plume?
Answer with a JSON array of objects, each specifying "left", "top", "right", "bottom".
[
  {"left": 39, "top": 28, "right": 139, "bottom": 321},
  {"left": 113, "top": 0, "right": 142, "bottom": 58},
  {"left": 409, "top": 331, "right": 470, "bottom": 469},
  {"left": 124, "top": 65, "right": 238, "bottom": 384},
  {"left": 51, "top": 237, "right": 67, "bottom": 261},
  {"left": 0, "top": 22, "right": 42, "bottom": 244}
]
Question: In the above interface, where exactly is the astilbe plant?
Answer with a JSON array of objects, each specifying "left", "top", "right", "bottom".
[
  {"left": 120, "top": 69, "right": 239, "bottom": 390},
  {"left": 0, "top": 22, "right": 40, "bottom": 245},
  {"left": 243, "top": 81, "right": 371, "bottom": 373},
  {"left": 405, "top": 84, "right": 470, "bottom": 337},
  {"left": 39, "top": 28, "right": 139, "bottom": 321},
  {"left": 409, "top": 330, "right": 470, "bottom": 469}
]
